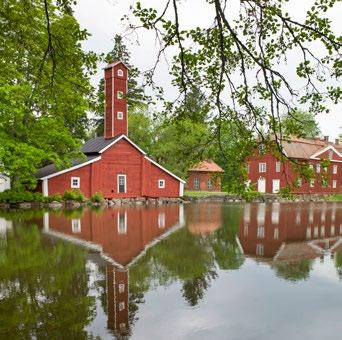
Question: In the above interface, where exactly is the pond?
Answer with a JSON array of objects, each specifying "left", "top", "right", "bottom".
[{"left": 1, "top": 202, "right": 342, "bottom": 339}]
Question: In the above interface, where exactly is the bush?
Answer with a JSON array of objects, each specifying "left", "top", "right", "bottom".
[
  {"left": 0, "top": 190, "right": 43, "bottom": 204},
  {"left": 43, "top": 193, "right": 62, "bottom": 203},
  {"left": 90, "top": 192, "right": 103, "bottom": 203},
  {"left": 63, "top": 189, "right": 85, "bottom": 202}
]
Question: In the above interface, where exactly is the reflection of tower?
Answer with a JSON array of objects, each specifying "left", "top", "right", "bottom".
[{"left": 106, "top": 265, "right": 129, "bottom": 337}]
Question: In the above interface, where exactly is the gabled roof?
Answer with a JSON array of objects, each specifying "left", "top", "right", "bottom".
[
  {"left": 103, "top": 60, "right": 129, "bottom": 70},
  {"left": 189, "top": 160, "right": 224, "bottom": 173},
  {"left": 82, "top": 135, "right": 122, "bottom": 154}
]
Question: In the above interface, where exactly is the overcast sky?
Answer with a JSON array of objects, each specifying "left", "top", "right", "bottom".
[{"left": 74, "top": 0, "right": 341, "bottom": 140}]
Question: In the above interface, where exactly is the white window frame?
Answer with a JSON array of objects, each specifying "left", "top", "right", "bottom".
[
  {"left": 117, "top": 69, "right": 123, "bottom": 77},
  {"left": 158, "top": 212, "right": 166, "bottom": 228},
  {"left": 117, "top": 174, "right": 127, "bottom": 193},
  {"left": 117, "top": 211, "right": 127, "bottom": 234},
  {"left": 316, "top": 163, "right": 321, "bottom": 173},
  {"left": 332, "top": 180, "right": 337, "bottom": 189},
  {"left": 275, "top": 161, "right": 281, "bottom": 173},
  {"left": 118, "top": 283, "right": 125, "bottom": 293},
  {"left": 71, "top": 176, "right": 80, "bottom": 189},
  {"left": 194, "top": 178, "right": 200, "bottom": 190},
  {"left": 333, "top": 164, "right": 338, "bottom": 174},
  {"left": 117, "top": 111, "right": 123, "bottom": 120},
  {"left": 207, "top": 178, "right": 213, "bottom": 190},
  {"left": 259, "top": 162, "right": 267, "bottom": 173},
  {"left": 256, "top": 244, "right": 264, "bottom": 256},
  {"left": 158, "top": 179, "right": 165, "bottom": 189},
  {"left": 71, "top": 219, "right": 81, "bottom": 233},
  {"left": 117, "top": 91, "right": 123, "bottom": 99},
  {"left": 118, "top": 301, "right": 125, "bottom": 311}
]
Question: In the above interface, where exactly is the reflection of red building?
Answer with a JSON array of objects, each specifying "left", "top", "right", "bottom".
[
  {"left": 186, "top": 203, "right": 222, "bottom": 235},
  {"left": 42, "top": 205, "right": 184, "bottom": 337},
  {"left": 238, "top": 202, "right": 342, "bottom": 262}
]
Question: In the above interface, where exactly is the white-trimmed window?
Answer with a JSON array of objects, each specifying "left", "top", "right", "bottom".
[
  {"left": 117, "top": 174, "right": 126, "bottom": 193},
  {"left": 71, "top": 177, "right": 80, "bottom": 189},
  {"left": 316, "top": 163, "right": 321, "bottom": 173},
  {"left": 158, "top": 179, "right": 165, "bottom": 189},
  {"left": 117, "top": 69, "right": 123, "bottom": 77},
  {"left": 256, "top": 244, "right": 264, "bottom": 256},
  {"left": 275, "top": 162, "right": 281, "bottom": 173},
  {"left": 257, "top": 226, "right": 265, "bottom": 238},
  {"left": 333, "top": 164, "right": 338, "bottom": 174},
  {"left": 259, "top": 163, "right": 267, "bottom": 173},
  {"left": 194, "top": 178, "right": 200, "bottom": 190},
  {"left": 118, "top": 301, "right": 125, "bottom": 311},
  {"left": 207, "top": 179, "right": 213, "bottom": 190},
  {"left": 71, "top": 219, "right": 81, "bottom": 233},
  {"left": 117, "top": 212, "right": 127, "bottom": 234},
  {"left": 117, "top": 91, "right": 123, "bottom": 99},
  {"left": 158, "top": 213, "right": 165, "bottom": 228},
  {"left": 117, "top": 111, "right": 123, "bottom": 120},
  {"left": 118, "top": 283, "right": 125, "bottom": 293},
  {"left": 332, "top": 180, "right": 337, "bottom": 189}
]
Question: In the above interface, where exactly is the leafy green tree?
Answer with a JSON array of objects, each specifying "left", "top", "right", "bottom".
[
  {"left": 272, "top": 259, "right": 313, "bottom": 282},
  {"left": 93, "top": 34, "right": 148, "bottom": 136},
  {"left": 0, "top": 0, "right": 97, "bottom": 188},
  {"left": 281, "top": 110, "right": 322, "bottom": 138}
]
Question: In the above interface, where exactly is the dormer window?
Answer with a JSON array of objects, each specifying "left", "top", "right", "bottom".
[
  {"left": 117, "top": 91, "right": 123, "bottom": 99},
  {"left": 117, "top": 69, "right": 123, "bottom": 77}
]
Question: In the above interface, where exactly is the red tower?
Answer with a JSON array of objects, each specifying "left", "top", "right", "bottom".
[{"left": 104, "top": 61, "right": 128, "bottom": 138}]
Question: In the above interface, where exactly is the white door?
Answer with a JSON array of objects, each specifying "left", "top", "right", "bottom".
[
  {"left": 258, "top": 177, "right": 266, "bottom": 193},
  {"left": 272, "top": 179, "right": 280, "bottom": 193}
]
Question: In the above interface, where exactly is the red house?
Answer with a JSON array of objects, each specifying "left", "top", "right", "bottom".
[
  {"left": 186, "top": 160, "right": 224, "bottom": 191},
  {"left": 246, "top": 137, "right": 342, "bottom": 194},
  {"left": 36, "top": 61, "right": 185, "bottom": 198}
]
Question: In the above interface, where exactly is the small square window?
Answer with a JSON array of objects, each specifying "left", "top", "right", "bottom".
[
  {"left": 117, "top": 91, "right": 123, "bottom": 99},
  {"left": 117, "top": 111, "right": 123, "bottom": 120},
  {"left": 158, "top": 179, "right": 165, "bottom": 189},
  {"left": 71, "top": 177, "right": 80, "bottom": 189},
  {"left": 117, "top": 69, "right": 123, "bottom": 77},
  {"left": 259, "top": 163, "right": 267, "bottom": 173}
]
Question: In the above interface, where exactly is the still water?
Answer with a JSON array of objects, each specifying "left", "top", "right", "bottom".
[{"left": 1, "top": 202, "right": 342, "bottom": 339}]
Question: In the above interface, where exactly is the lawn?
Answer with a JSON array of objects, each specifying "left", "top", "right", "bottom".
[
  {"left": 184, "top": 191, "right": 227, "bottom": 197},
  {"left": 328, "top": 194, "right": 342, "bottom": 201}
]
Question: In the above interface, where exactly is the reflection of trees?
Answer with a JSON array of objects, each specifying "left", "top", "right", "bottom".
[
  {"left": 272, "top": 259, "right": 313, "bottom": 282},
  {"left": 0, "top": 224, "right": 96, "bottom": 339},
  {"left": 335, "top": 252, "right": 342, "bottom": 280}
]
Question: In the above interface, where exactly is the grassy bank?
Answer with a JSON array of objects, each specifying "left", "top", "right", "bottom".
[
  {"left": 328, "top": 194, "right": 342, "bottom": 201},
  {"left": 184, "top": 191, "right": 227, "bottom": 198}
]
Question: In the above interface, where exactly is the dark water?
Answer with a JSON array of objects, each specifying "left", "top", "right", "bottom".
[{"left": 1, "top": 202, "right": 342, "bottom": 339}]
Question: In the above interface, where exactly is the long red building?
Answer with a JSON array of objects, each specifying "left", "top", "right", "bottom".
[
  {"left": 246, "top": 137, "right": 342, "bottom": 194},
  {"left": 36, "top": 61, "right": 185, "bottom": 198}
]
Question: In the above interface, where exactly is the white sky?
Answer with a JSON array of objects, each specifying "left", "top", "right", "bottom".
[{"left": 74, "top": 0, "right": 342, "bottom": 140}]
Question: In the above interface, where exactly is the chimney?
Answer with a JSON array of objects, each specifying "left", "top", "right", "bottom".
[
  {"left": 104, "top": 61, "right": 128, "bottom": 139},
  {"left": 324, "top": 135, "right": 329, "bottom": 142},
  {"left": 336, "top": 138, "right": 340, "bottom": 145}
]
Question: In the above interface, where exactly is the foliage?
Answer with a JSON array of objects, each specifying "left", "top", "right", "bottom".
[
  {"left": 281, "top": 110, "right": 322, "bottom": 138},
  {"left": 90, "top": 192, "right": 103, "bottom": 203},
  {"left": 43, "top": 193, "right": 63, "bottom": 203},
  {"left": 184, "top": 191, "right": 227, "bottom": 198},
  {"left": 240, "top": 189, "right": 261, "bottom": 202},
  {"left": 63, "top": 189, "right": 85, "bottom": 202},
  {"left": 273, "top": 259, "right": 313, "bottom": 282},
  {"left": 0, "top": 189, "right": 43, "bottom": 204},
  {"left": 0, "top": 0, "right": 97, "bottom": 188}
]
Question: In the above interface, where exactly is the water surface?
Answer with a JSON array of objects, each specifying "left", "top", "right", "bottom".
[{"left": 1, "top": 202, "right": 342, "bottom": 339}]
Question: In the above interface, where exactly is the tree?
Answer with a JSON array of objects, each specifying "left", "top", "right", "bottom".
[
  {"left": 130, "top": 0, "right": 341, "bottom": 156},
  {"left": 92, "top": 34, "right": 148, "bottom": 136},
  {"left": 281, "top": 110, "right": 322, "bottom": 139},
  {"left": 0, "top": 0, "right": 97, "bottom": 188}
]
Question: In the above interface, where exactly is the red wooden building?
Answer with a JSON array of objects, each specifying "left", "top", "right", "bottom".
[
  {"left": 246, "top": 137, "right": 342, "bottom": 194},
  {"left": 186, "top": 160, "right": 224, "bottom": 191},
  {"left": 36, "top": 61, "right": 185, "bottom": 198}
]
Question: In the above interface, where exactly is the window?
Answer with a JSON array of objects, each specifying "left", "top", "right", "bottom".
[
  {"left": 71, "top": 219, "right": 81, "bottom": 233},
  {"left": 333, "top": 165, "right": 338, "bottom": 174},
  {"left": 158, "top": 213, "right": 165, "bottom": 228},
  {"left": 256, "top": 244, "right": 264, "bottom": 256},
  {"left": 310, "top": 179, "right": 315, "bottom": 188},
  {"left": 117, "top": 68, "right": 123, "bottom": 77},
  {"left": 259, "top": 163, "right": 267, "bottom": 173},
  {"left": 316, "top": 163, "right": 321, "bottom": 173},
  {"left": 194, "top": 178, "right": 200, "bottom": 190},
  {"left": 158, "top": 179, "right": 165, "bottom": 189},
  {"left": 118, "top": 283, "right": 125, "bottom": 293},
  {"left": 117, "top": 212, "right": 127, "bottom": 234},
  {"left": 276, "top": 162, "right": 281, "bottom": 173},
  {"left": 257, "top": 226, "right": 265, "bottom": 238},
  {"left": 117, "top": 91, "right": 123, "bottom": 99},
  {"left": 332, "top": 180, "right": 337, "bottom": 189},
  {"left": 274, "top": 228, "right": 279, "bottom": 240},
  {"left": 71, "top": 177, "right": 80, "bottom": 189},
  {"left": 328, "top": 150, "right": 333, "bottom": 159},
  {"left": 117, "top": 174, "right": 126, "bottom": 193},
  {"left": 117, "top": 111, "right": 123, "bottom": 120},
  {"left": 118, "top": 301, "right": 125, "bottom": 311},
  {"left": 207, "top": 179, "right": 213, "bottom": 190}
]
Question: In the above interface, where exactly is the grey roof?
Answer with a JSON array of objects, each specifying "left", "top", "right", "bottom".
[
  {"left": 81, "top": 135, "right": 121, "bottom": 154},
  {"left": 35, "top": 155, "right": 99, "bottom": 179}
]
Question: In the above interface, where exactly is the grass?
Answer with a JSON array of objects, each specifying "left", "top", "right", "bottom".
[
  {"left": 328, "top": 194, "right": 342, "bottom": 201},
  {"left": 184, "top": 190, "right": 227, "bottom": 197}
]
